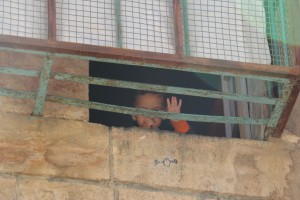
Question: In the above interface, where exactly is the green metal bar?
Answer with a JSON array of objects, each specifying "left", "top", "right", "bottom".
[
  {"left": 181, "top": 0, "right": 190, "bottom": 56},
  {"left": 114, "top": 0, "right": 123, "bottom": 48},
  {"left": 268, "top": 0, "right": 280, "bottom": 66},
  {"left": 46, "top": 95, "right": 269, "bottom": 125},
  {"left": 278, "top": 0, "right": 290, "bottom": 67},
  {"left": 0, "top": 46, "right": 291, "bottom": 84},
  {"left": 53, "top": 53, "right": 292, "bottom": 84},
  {"left": 0, "top": 88, "right": 36, "bottom": 99},
  {"left": 32, "top": 55, "right": 53, "bottom": 116},
  {"left": 264, "top": 82, "right": 293, "bottom": 138},
  {"left": 0, "top": 66, "right": 40, "bottom": 77},
  {"left": 52, "top": 72, "right": 278, "bottom": 105},
  {"left": 266, "top": 1, "right": 281, "bottom": 100}
]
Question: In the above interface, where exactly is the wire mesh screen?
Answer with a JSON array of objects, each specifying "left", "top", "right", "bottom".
[
  {"left": 0, "top": 0, "right": 48, "bottom": 39},
  {"left": 264, "top": 0, "right": 293, "bottom": 66},
  {"left": 56, "top": 0, "right": 116, "bottom": 47},
  {"left": 184, "top": 0, "right": 293, "bottom": 66},
  {"left": 120, "top": 0, "right": 175, "bottom": 54},
  {"left": 0, "top": 0, "right": 294, "bottom": 66}
]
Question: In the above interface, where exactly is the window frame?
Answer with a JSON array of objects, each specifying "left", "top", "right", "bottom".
[{"left": 0, "top": 0, "right": 299, "bottom": 138}]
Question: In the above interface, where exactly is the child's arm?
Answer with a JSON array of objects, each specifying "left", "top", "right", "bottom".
[{"left": 166, "top": 96, "right": 190, "bottom": 134}]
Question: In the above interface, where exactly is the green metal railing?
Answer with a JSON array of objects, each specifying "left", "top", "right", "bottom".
[{"left": 0, "top": 46, "right": 295, "bottom": 139}]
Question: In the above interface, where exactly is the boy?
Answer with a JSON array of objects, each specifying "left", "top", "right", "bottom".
[{"left": 132, "top": 91, "right": 190, "bottom": 134}]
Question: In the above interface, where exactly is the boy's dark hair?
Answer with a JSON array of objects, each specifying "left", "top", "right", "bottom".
[{"left": 133, "top": 90, "right": 165, "bottom": 107}]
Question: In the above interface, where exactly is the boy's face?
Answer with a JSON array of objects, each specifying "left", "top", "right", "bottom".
[{"left": 132, "top": 93, "right": 164, "bottom": 129}]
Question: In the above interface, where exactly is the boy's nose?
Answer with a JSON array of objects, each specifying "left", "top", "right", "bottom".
[{"left": 146, "top": 118, "right": 154, "bottom": 127}]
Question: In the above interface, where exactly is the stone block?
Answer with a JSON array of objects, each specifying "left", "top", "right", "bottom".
[
  {"left": 18, "top": 179, "right": 113, "bottom": 200},
  {"left": 0, "top": 113, "right": 110, "bottom": 181},
  {"left": 112, "top": 127, "right": 297, "bottom": 198},
  {"left": 118, "top": 188, "right": 197, "bottom": 200},
  {"left": 0, "top": 176, "right": 17, "bottom": 200}
]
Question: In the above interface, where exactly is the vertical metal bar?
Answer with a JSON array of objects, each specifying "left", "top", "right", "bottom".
[
  {"left": 286, "top": 0, "right": 300, "bottom": 69},
  {"left": 272, "top": 82, "right": 300, "bottom": 137},
  {"left": 48, "top": 0, "right": 56, "bottom": 41},
  {"left": 32, "top": 55, "right": 53, "bottom": 116},
  {"left": 235, "top": 77, "right": 252, "bottom": 139},
  {"left": 181, "top": 0, "right": 190, "bottom": 56},
  {"left": 264, "top": 83, "right": 294, "bottom": 138},
  {"left": 114, "top": 0, "right": 122, "bottom": 48},
  {"left": 173, "top": 0, "right": 184, "bottom": 57},
  {"left": 279, "top": 0, "right": 290, "bottom": 67},
  {"left": 268, "top": 0, "right": 280, "bottom": 66}
]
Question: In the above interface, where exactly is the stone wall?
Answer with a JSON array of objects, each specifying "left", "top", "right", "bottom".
[
  {"left": 0, "top": 51, "right": 300, "bottom": 199},
  {"left": 0, "top": 112, "right": 299, "bottom": 200}
]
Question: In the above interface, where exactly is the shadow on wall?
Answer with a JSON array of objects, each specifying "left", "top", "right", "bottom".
[{"left": 89, "top": 61, "right": 225, "bottom": 137}]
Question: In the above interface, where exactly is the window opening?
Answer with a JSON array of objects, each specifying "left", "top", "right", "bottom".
[{"left": 89, "top": 61, "right": 225, "bottom": 137}]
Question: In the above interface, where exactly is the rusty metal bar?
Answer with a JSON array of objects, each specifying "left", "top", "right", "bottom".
[
  {"left": 0, "top": 40, "right": 294, "bottom": 83},
  {"left": 51, "top": 72, "right": 278, "bottom": 105},
  {"left": 272, "top": 82, "right": 300, "bottom": 137},
  {"left": 173, "top": 0, "right": 184, "bottom": 57},
  {"left": 32, "top": 55, "right": 53, "bottom": 116},
  {"left": 264, "top": 83, "right": 294, "bottom": 138},
  {"left": 48, "top": 0, "right": 56, "bottom": 41}
]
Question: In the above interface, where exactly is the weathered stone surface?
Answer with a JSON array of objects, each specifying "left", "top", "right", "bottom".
[
  {"left": 118, "top": 188, "right": 197, "bottom": 200},
  {"left": 285, "top": 130, "right": 300, "bottom": 200},
  {"left": 0, "top": 176, "right": 17, "bottom": 200},
  {"left": 286, "top": 95, "right": 300, "bottom": 137},
  {"left": 0, "top": 113, "right": 109, "bottom": 181},
  {"left": 18, "top": 179, "right": 113, "bottom": 200},
  {"left": 0, "top": 51, "right": 89, "bottom": 121},
  {"left": 112, "top": 127, "right": 298, "bottom": 198}
]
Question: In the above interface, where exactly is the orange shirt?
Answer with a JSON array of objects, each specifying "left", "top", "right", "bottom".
[{"left": 170, "top": 120, "right": 190, "bottom": 134}]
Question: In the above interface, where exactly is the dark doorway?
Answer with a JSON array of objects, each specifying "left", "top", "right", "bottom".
[{"left": 89, "top": 61, "right": 225, "bottom": 137}]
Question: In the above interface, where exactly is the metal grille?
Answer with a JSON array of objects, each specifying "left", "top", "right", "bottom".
[
  {"left": 56, "top": 0, "right": 116, "bottom": 47},
  {"left": 120, "top": 0, "right": 175, "bottom": 53},
  {"left": 184, "top": 0, "right": 293, "bottom": 66},
  {"left": 264, "top": 0, "right": 294, "bottom": 66},
  {"left": 0, "top": 0, "right": 48, "bottom": 39},
  {"left": 0, "top": 0, "right": 294, "bottom": 66}
]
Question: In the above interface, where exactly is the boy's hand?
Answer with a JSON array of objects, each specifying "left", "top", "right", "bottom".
[{"left": 166, "top": 96, "right": 182, "bottom": 113}]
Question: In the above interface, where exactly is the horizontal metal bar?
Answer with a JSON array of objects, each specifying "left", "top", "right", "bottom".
[
  {"left": 46, "top": 95, "right": 269, "bottom": 125},
  {"left": 0, "top": 36, "right": 295, "bottom": 83},
  {"left": 0, "top": 88, "right": 36, "bottom": 99},
  {"left": 53, "top": 53, "right": 292, "bottom": 84},
  {"left": 0, "top": 66, "right": 40, "bottom": 77},
  {"left": 52, "top": 72, "right": 278, "bottom": 105}
]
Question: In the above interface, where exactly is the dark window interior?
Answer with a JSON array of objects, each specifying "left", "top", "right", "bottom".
[{"left": 89, "top": 61, "right": 225, "bottom": 137}]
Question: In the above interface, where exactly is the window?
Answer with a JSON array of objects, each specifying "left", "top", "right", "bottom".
[{"left": 0, "top": 0, "right": 299, "bottom": 140}]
